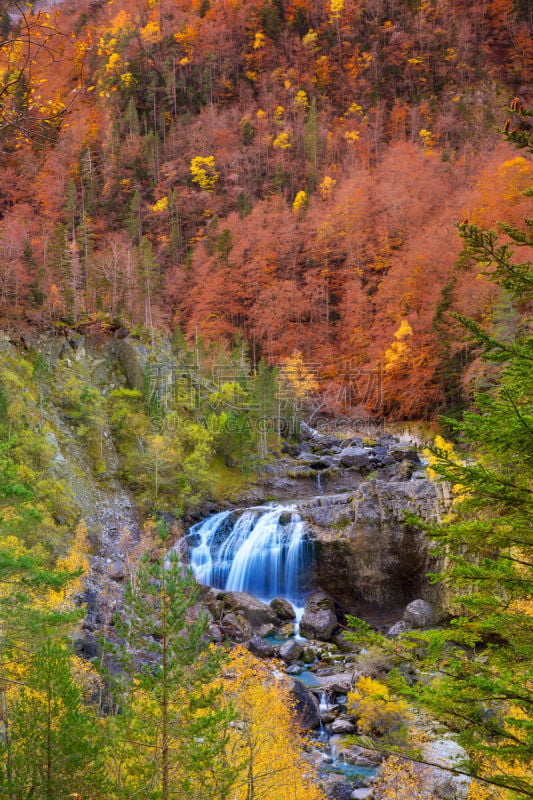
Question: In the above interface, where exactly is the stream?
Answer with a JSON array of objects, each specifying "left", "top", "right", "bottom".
[{"left": 185, "top": 504, "right": 377, "bottom": 784}]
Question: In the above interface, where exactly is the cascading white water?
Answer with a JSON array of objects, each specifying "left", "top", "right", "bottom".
[{"left": 186, "top": 505, "right": 311, "bottom": 606}]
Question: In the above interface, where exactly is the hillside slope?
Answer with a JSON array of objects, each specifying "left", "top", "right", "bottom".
[{"left": 1, "top": 0, "right": 532, "bottom": 416}]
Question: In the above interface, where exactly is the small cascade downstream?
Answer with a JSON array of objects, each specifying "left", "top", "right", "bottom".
[{"left": 186, "top": 505, "right": 312, "bottom": 608}]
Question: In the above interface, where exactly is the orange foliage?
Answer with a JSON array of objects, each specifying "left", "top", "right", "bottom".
[{"left": 0, "top": 0, "right": 530, "bottom": 417}]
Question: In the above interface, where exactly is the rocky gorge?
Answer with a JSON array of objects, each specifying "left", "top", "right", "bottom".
[{"left": 0, "top": 329, "right": 465, "bottom": 800}]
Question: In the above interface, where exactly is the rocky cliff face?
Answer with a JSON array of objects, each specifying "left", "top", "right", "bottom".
[
  {"left": 300, "top": 480, "right": 446, "bottom": 612},
  {"left": 231, "top": 422, "right": 450, "bottom": 617}
]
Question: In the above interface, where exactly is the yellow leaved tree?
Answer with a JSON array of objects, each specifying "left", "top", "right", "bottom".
[
  {"left": 45, "top": 519, "right": 90, "bottom": 611},
  {"left": 347, "top": 675, "right": 411, "bottom": 743},
  {"left": 280, "top": 351, "right": 319, "bottom": 400},
  {"left": 190, "top": 156, "right": 219, "bottom": 191},
  {"left": 293, "top": 190, "right": 308, "bottom": 214},
  {"left": 220, "top": 647, "right": 326, "bottom": 800},
  {"left": 384, "top": 318, "right": 413, "bottom": 372}
]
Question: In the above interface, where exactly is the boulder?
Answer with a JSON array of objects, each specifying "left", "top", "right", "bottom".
[
  {"left": 300, "top": 478, "right": 446, "bottom": 609},
  {"left": 69, "top": 333, "right": 85, "bottom": 350},
  {"left": 317, "top": 669, "right": 359, "bottom": 693},
  {"left": 223, "top": 591, "right": 278, "bottom": 627},
  {"left": 389, "top": 445, "right": 420, "bottom": 464},
  {"left": 403, "top": 599, "right": 435, "bottom": 629},
  {"left": 280, "top": 622, "right": 296, "bottom": 637},
  {"left": 372, "top": 445, "right": 395, "bottom": 467},
  {"left": 421, "top": 739, "right": 471, "bottom": 800},
  {"left": 386, "top": 620, "right": 409, "bottom": 637},
  {"left": 324, "top": 778, "right": 353, "bottom": 800},
  {"left": 73, "top": 635, "right": 100, "bottom": 660},
  {"left": 116, "top": 338, "right": 150, "bottom": 391},
  {"left": 202, "top": 589, "right": 224, "bottom": 620},
  {"left": 330, "top": 738, "right": 383, "bottom": 767},
  {"left": 220, "top": 612, "right": 253, "bottom": 642},
  {"left": 300, "top": 590, "right": 338, "bottom": 641},
  {"left": 115, "top": 326, "right": 130, "bottom": 339},
  {"left": 339, "top": 446, "right": 372, "bottom": 470},
  {"left": 279, "top": 639, "right": 303, "bottom": 664},
  {"left": 331, "top": 718, "right": 357, "bottom": 734},
  {"left": 108, "top": 560, "right": 126, "bottom": 581},
  {"left": 208, "top": 624, "right": 224, "bottom": 642},
  {"left": 316, "top": 434, "right": 341, "bottom": 449},
  {"left": 289, "top": 679, "right": 320, "bottom": 730},
  {"left": 376, "top": 739, "right": 469, "bottom": 800},
  {"left": 298, "top": 421, "right": 319, "bottom": 441},
  {"left": 257, "top": 623, "right": 277, "bottom": 638},
  {"left": 351, "top": 790, "right": 373, "bottom": 799},
  {"left": 246, "top": 637, "right": 276, "bottom": 659},
  {"left": 270, "top": 597, "right": 296, "bottom": 620},
  {"left": 411, "top": 470, "right": 428, "bottom": 480}
]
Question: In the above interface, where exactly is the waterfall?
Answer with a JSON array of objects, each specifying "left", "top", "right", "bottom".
[{"left": 186, "top": 505, "right": 311, "bottom": 606}]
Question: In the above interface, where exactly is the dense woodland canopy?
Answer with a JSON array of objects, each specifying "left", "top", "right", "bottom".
[{"left": 0, "top": 0, "right": 532, "bottom": 419}]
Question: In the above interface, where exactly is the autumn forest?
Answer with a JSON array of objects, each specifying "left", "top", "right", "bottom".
[
  {"left": 0, "top": 0, "right": 532, "bottom": 799},
  {"left": 0, "top": 0, "right": 531, "bottom": 417}
]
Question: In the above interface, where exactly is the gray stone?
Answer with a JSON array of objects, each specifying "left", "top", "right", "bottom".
[
  {"left": 69, "top": 334, "right": 85, "bottom": 350},
  {"left": 223, "top": 591, "right": 278, "bottom": 627},
  {"left": 279, "top": 639, "right": 303, "bottom": 664},
  {"left": 422, "top": 739, "right": 471, "bottom": 799},
  {"left": 298, "top": 421, "right": 319, "bottom": 441},
  {"left": 411, "top": 470, "right": 428, "bottom": 480},
  {"left": 331, "top": 718, "right": 357, "bottom": 734},
  {"left": 386, "top": 620, "right": 409, "bottom": 637},
  {"left": 404, "top": 599, "right": 435, "bottom": 629},
  {"left": 300, "top": 590, "right": 337, "bottom": 641},
  {"left": 108, "top": 560, "right": 125, "bottom": 581},
  {"left": 270, "top": 596, "right": 296, "bottom": 620},
  {"left": 378, "top": 739, "right": 469, "bottom": 800},
  {"left": 220, "top": 612, "right": 253, "bottom": 642},
  {"left": 389, "top": 445, "right": 420, "bottom": 464},
  {"left": 317, "top": 434, "right": 341, "bottom": 449},
  {"left": 116, "top": 338, "right": 150, "bottom": 391},
  {"left": 256, "top": 623, "right": 276, "bottom": 638},
  {"left": 351, "top": 790, "right": 373, "bottom": 800},
  {"left": 324, "top": 778, "right": 353, "bottom": 800},
  {"left": 317, "top": 669, "right": 359, "bottom": 693},
  {"left": 339, "top": 446, "right": 372, "bottom": 470},
  {"left": 73, "top": 635, "right": 101, "bottom": 660},
  {"left": 329, "top": 738, "right": 383, "bottom": 767},
  {"left": 208, "top": 624, "right": 224, "bottom": 642},
  {"left": 289, "top": 678, "right": 320, "bottom": 730},
  {"left": 203, "top": 589, "right": 224, "bottom": 620},
  {"left": 246, "top": 637, "right": 276, "bottom": 659},
  {"left": 45, "top": 431, "right": 67, "bottom": 465}
]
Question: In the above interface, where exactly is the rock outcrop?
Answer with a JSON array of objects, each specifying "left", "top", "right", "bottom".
[
  {"left": 270, "top": 597, "right": 296, "bottom": 620},
  {"left": 300, "top": 590, "right": 338, "bottom": 640},
  {"left": 403, "top": 598, "right": 435, "bottom": 628},
  {"left": 289, "top": 678, "right": 321, "bottom": 730},
  {"left": 231, "top": 427, "right": 450, "bottom": 616},
  {"left": 299, "top": 479, "right": 446, "bottom": 611}
]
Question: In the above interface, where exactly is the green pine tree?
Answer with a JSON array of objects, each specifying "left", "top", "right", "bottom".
[
  {"left": 106, "top": 522, "right": 239, "bottom": 800},
  {"left": 2, "top": 640, "right": 106, "bottom": 800}
]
